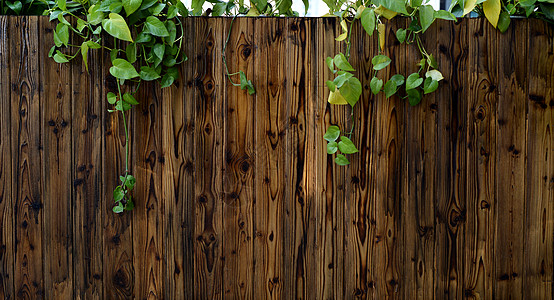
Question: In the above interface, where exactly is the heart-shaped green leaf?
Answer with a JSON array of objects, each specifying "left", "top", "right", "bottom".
[
  {"left": 333, "top": 53, "right": 355, "bottom": 71},
  {"left": 109, "top": 58, "right": 140, "bottom": 79},
  {"left": 423, "top": 77, "right": 439, "bottom": 94},
  {"left": 338, "top": 136, "right": 358, "bottom": 154},
  {"left": 361, "top": 8, "right": 376, "bottom": 35},
  {"left": 324, "top": 125, "right": 340, "bottom": 142},
  {"left": 370, "top": 77, "right": 383, "bottom": 94},
  {"left": 335, "top": 154, "right": 350, "bottom": 165},
  {"left": 123, "top": 0, "right": 142, "bottom": 15},
  {"left": 407, "top": 88, "right": 422, "bottom": 106},
  {"left": 145, "top": 16, "right": 169, "bottom": 37},
  {"left": 372, "top": 55, "right": 392, "bottom": 70},
  {"left": 406, "top": 73, "right": 423, "bottom": 90},
  {"left": 102, "top": 13, "right": 133, "bottom": 42},
  {"left": 327, "top": 141, "right": 338, "bottom": 154}
]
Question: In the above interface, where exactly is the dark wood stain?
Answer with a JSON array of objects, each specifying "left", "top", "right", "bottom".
[{"left": 0, "top": 17, "right": 552, "bottom": 299}]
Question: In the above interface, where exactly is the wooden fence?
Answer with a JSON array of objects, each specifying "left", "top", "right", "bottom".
[{"left": 0, "top": 16, "right": 552, "bottom": 299}]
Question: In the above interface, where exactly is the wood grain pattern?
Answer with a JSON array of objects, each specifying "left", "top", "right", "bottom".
[
  {"left": 0, "top": 15, "right": 14, "bottom": 300},
  {"left": 162, "top": 16, "right": 195, "bottom": 299},
  {"left": 401, "top": 18, "right": 436, "bottom": 300},
  {"left": 371, "top": 18, "right": 403, "bottom": 299},
  {"left": 253, "top": 17, "right": 286, "bottom": 300},
  {"left": 222, "top": 17, "right": 255, "bottom": 299},
  {"left": 343, "top": 21, "right": 375, "bottom": 300},
  {"left": 71, "top": 21, "right": 103, "bottom": 300},
  {"left": 39, "top": 17, "right": 74, "bottom": 299},
  {"left": 193, "top": 16, "right": 224, "bottom": 299},
  {"left": 133, "top": 80, "right": 164, "bottom": 299},
  {"left": 319, "top": 17, "right": 344, "bottom": 300},
  {"left": 102, "top": 37, "right": 134, "bottom": 299},
  {"left": 495, "top": 19, "right": 527, "bottom": 300},
  {"left": 0, "top": 17, "right": 552, "bottom": 300},
  {"left": 10, "top": 17, "right": 44, "bottom": 300},
  {"left": 464, "top": 18, "right": 496, "bottom": 299},
  {"left": 524, "top": 18, "right": 554, "bottom": 299}
]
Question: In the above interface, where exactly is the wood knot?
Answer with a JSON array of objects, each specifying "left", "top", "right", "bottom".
[{"left": 241, "top": 46, "right": 252, "bottom": 59}]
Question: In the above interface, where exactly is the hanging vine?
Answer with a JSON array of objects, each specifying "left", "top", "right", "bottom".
[{"left": 32, "top": 0, "right": 554, "bottom": 210}]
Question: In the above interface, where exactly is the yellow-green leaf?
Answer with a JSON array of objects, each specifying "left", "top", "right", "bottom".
[
  {"left": 463, "top": 0, "right": 477, "bottom": 16},
  {"left": 375, "top": 5, "right": 398, "bottom": 19},
  {"left": 482, "top": 0, "right": 501, "bottom": 27},
  {"left": 328, "top": 90, "right": 348, "bottom": 105},
  {"left": 378, "top": 23, "right": 386, "bottom": 51},
  {"left": 335, "top": 19, "right": 348, "bottom": 41},
  {"left": 102, "top": 13, "right": 133, "bottom": 42}
]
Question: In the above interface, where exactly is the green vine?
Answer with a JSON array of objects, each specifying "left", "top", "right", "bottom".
[
  {"left": 31, "top": 0, "right": 554, "bottom": 210},
  {"left": 324, "top": 1, "right": 452, "bottom": 165},
  {"left": 45, "top": 0, "right": 188, "bottom": 212}
]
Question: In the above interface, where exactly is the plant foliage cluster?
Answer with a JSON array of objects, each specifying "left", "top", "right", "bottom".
[{"left": 2, "top": 0, "right": 552, "bottom": 211}]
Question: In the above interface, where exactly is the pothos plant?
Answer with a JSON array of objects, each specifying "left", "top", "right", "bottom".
[
  {"left": 44, "top": 0, "right": 300, "bottom": 213},
  {"left": 323, "top": 0, "right": 453, "bottom": 165},
  {"left": 44, "top": 0, "right": 190, "bottom": 213}
]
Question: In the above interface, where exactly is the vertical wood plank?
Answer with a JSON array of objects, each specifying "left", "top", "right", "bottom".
[
  {"left": 0, "top": 15, "right": 14, "bottom": 300},
  {"left": 222, "top": 17, "right": 255, "bottom": 299},
  {"left": 371, "top": 18, "right": 403, "bottom": 299},
  {"left": 39, "top": 17, "right": 73, "bottom": 299},
  {"left": 495, "top": 19, "right": 527, "bottom": 300},
  {"left": 343, "top": 20, "right": 376, "bottom": 300},
  {"left": 163, "top": 16, "right": 195, "bottom": 299},
  {"left": 402, "top": 19, "right": 436, "bottom": 300},
  {"left": 284, "top": 18, "right": 325, "bottom": 299},
  {"left": 252, "top": 18, "right": 286, "bottom": 300},
  {"left": 133, "top": 82, "right": 164, "bottom": 299},
  {"left": 11, "top": 16, "right": 44, "bottom": 299},
  {"left": 71, "top": 20, "right": 103, "bottom": 300},
  {"left": 434, "top": 18, "right": 469, "bottom": 300},
  {"left": 524, "top": 18, "right": 554, "bottom": 299},
  {"left": 303, "top": 18, "right": 329, "bottom": 300},
  {"left": 194, "top": 17, "right": 224, "bottom": 299},
  {"left": 102, "top": 38, "right": 134, "bottom": 299},
  {"left": 316, "top": 18, "right": 344, "bottom": 300},
  {"left": 464, "top": 18, "right": 496, "bottom": 299}
]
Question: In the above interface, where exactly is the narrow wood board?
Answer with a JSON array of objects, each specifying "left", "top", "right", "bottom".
[
  {"left": 252, "top": 17, "right": 286, "bottom": 300},
  {"left": 494, "top": 19, "right": 527, "bottom": 299},
  {"left": 0, "top": 15, "right": 14, "bottom": 300},
  {"left": 71, "top": 21, "right": 104, "bottom": 300},
  {"left": 193, "top": 17, "right": 224, "bottom": 299},
  {"left": 464, "top": 18, "right": 496, "bottom": 299},
  {"left": 524, "top": 18, "right": 554, "bottom": 299}
]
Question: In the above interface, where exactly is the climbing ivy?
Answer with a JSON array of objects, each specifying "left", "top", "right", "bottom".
[
  {"left": 38, "top": 0, "right": 554, "bottom": 209},
  {"left": 324, "top": 0, "right": 452, "bottom": 165}
]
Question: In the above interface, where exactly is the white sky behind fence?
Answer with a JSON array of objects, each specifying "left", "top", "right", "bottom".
[{"left": 182, "top": 0, "right": 440, "bottom": 16}]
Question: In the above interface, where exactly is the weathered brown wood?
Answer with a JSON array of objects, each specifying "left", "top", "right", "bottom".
[
  {"left": 495, "top": 19, "right": 527, "bottom": 299},
  {"left": 401, "top": 18, "right": 437, "bottom": 300},
  {"left": 0, "top": 15, "right": 14, "bottom": 300},
  {"left": 0, "top": 17, "right": 553, "bottom": 300},
  {"left": 162, "top": 16, "right": 196, "bottom": 299},
  {"left": 102, "top": 37, "right": 134, "bottom": 299},
  {"left": 317, "top": 17, "right": 344, "bottom": 300},
  {"left": 39, "top": 17, "right": 74, "bottom": 299},
  {"left": 10, "top": 16, "right": 44, "bottom": 299},
  {"left": 133, "top": 82, "right": 164, "bottom": 299},
  {"left": 222, "top": 16, "right": 255, "bottom": 299},
  {"left": 283, "top": 18, "right": 325, "bottom": 299},
  {"left": 71, "top": 19, "right": 103, "bottom": 300},
  {"left": 524, "top": 18, "right": 554, "bottom": 299},
  {"left": 343, "top": 20, "right": 376, "bottom": 300},
  {"left": 464, "top": 18, "right": 496, "bottom": 299},
  {"left": 252, "top": 17, "right": 286, "bottom": 300},
  {"left": 370, "top": 18, "right": 403, "bottom": 299},
  {"left": 193, "top": 16, "right": 224, "bottom": 299}
]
